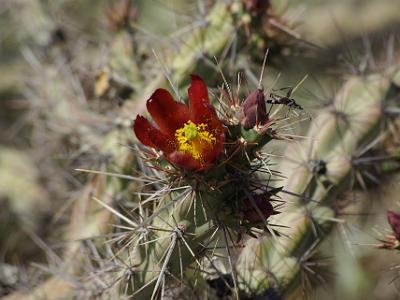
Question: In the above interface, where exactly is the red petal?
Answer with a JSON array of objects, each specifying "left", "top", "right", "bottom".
[
  {"left": 188, "top": 75, "right": 221, "bottom": 128},
  {"left": 188, "top": 74, "right": 214, "bottom": 124},
  {"left": 187, "top": 75, "right": 225, "bottom": 164},
  {"left": 167, "top": 151, "right": 203, "bottom": 170},
  {"left": 147, "top": 88, "right": 189, "bottom": 136},
  {"left": 203, "top": 130, "right": 225, "bottom": 164},
  {"left": 188, "top": 74, "right": 209, "bottom": 103},
  {"left": 133, "top": 116, "right": 175, "bottom": 154},
  {"left": 133, "top": 116, "right": 157, "bottom": 148},
  {"left": 149, "top": 129, "right": 175, "bottom": 154}
]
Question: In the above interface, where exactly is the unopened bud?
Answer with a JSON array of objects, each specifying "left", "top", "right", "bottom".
[
  {"left": 387, "top": 210, "right": 400, "bottom": 240},
  {"left": 243, "top": 0, "right": 270, "bottom": 15},
  {"left": 241, "top": 192, "right": 273, "bottom": 224},
  {"left": 240, "top": 88, "right": 268, "bottom": 129}
]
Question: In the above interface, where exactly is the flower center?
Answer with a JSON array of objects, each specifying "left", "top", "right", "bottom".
[{"left": 175, "top": 121, "right": 216, "bottom": 161}]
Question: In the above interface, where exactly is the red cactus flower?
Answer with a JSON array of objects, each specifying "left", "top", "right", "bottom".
[
  {"left": 133, "top": 75, "right": 225, "bottom": 170},
  {"left": 387, "top": 210, "right": 400, "bottom": 240}
]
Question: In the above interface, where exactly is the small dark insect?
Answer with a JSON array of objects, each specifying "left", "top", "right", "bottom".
[{"left": 266, "top": 87, "right": 303, "bottom": 110}]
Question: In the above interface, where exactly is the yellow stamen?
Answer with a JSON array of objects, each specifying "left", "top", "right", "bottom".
[{"left": 175, "top": 121, "right": 216, "bottom": 161}]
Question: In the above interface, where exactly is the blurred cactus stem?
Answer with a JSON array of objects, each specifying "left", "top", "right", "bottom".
[
  {"left": 236, "top": 67, "right": 400, "bottom": 296},
  {"left": 4, "top": 2, "right": 238, "bottom": 299}
]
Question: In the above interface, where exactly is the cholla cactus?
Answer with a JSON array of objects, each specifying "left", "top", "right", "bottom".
[
  {"left": 125, "top": 73, "right": 283, "bottom": 299},
  {"left": 3, "top": 1, "right": 400, "bottom": 300},
  {"left": 123, "top": 65, "right": 400, "bottom": 299}
]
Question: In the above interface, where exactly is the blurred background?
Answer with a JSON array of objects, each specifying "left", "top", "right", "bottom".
[{"left": 1, "top": 0, "right": 400, "bottom": 299}]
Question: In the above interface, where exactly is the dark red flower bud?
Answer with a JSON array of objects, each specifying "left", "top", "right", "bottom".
[
  {"left": 243, "top": 0, "right": 270, "bottom": 15},
  {"left": 241, "top": 88, "right": 268, "bottom": 129},
  {"left": 241, "top": 192, "right": 273, "bottom": 224},
  {"left": 387, "top": 210, "right": 400, "bottom": 240}
]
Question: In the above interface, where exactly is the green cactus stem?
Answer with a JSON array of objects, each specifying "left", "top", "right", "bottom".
[{"left": 236, "top": 68, "right": 400, "bottom": 296}]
